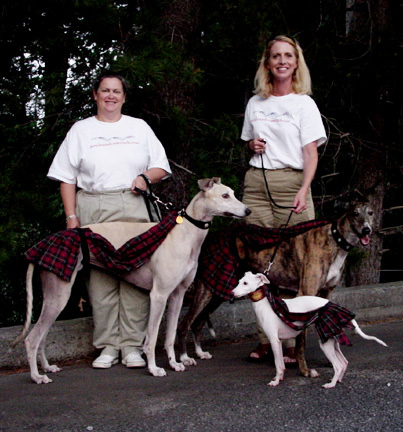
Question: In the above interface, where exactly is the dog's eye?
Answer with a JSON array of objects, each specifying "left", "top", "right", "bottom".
[
  {"left": 353, "top": 211, "right": 359, "bottom": 217},
  {"left": 222, "top": 193, "right": 230, "bottom": 199},
  {"left": 368, "top": 211, "right": 374, "bottom": 216},
  {"left": 243, "top": 282, "right": 248, "bottom": 286}
]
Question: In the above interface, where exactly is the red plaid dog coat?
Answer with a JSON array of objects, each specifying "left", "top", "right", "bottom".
[
  {"left": 196, "top": 219, "right": 332, "bottom": 300},
  {"left": 25, "top": 212, "right": 179, "bottom": 282}
]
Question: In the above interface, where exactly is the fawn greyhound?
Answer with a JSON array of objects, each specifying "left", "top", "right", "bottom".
[
  {"left": 13, "top": 178, "right": 250, "bottom": 383},
  {"left": 178, "top": 202, "right": 374, "bottom": 379}
]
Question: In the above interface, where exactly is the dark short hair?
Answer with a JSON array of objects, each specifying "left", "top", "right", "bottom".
[{"left": 93, "top": 71, "right": 128, "bottom": 94}]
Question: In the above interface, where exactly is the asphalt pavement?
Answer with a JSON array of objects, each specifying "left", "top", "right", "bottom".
[{"left": 1, "top": 320, "right": 402, "bottom": 432}]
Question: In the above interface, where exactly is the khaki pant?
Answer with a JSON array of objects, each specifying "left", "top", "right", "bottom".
[
  {"left": 242, "top": 167, "right": 315, "bottom": 347},
  {"left": 242, "top": 167, "right": 314, "bottom": 228},
  {"left": 77, "top": 189, "right": 153, "bottom": 358}
]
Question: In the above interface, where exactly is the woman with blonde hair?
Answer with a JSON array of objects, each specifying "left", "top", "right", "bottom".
[
  {"left": 241, "top": 35, "right": 327, "bottom": 361},
  {"left": 254, "top": 35, "right": 312, "bottom": 98}
]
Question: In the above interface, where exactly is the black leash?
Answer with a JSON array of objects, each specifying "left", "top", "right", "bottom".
[
  {"left": 260, "top": 153, "right": 296, "bottom": 210},
  {"left": 136, "top": 174, "right": 175, "bottom": 222},
  {"left": 259, "top": 153, "right": 295, "bottom": 276},
  {"left": 134, "top": 186, "right": 211, "bottom": 230}
]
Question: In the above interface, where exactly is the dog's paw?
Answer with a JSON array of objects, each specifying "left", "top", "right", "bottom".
[
  {"left": 170, "top": 361, "right": 186, "bottom": 372},
  {"left": 44, "top": 365, "right": 61, "bottom": 373},
  {"left": 267, "top": 379, "right": 280, "bottom": 387},
  {"left": 149, "top": 366, "right": 167, "bottom": 377},
  {"left": 309, "top": 368, "right": 320, "bottom": 378},
  {"left": 196, "top": 350, "right": 212, "bottom": 360},
  {"left": 32, "top": 374, "right": 53, "bottom": 384},
  {"left": 180, "top": 354, "right": 197, "bottom": 367},
  {"left": 322, "top": 382, "right": 337, "bottom": 389}
]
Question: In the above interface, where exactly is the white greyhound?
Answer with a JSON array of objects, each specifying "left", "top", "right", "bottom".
[
  {"left": 13, "top": 178, "right": 251, "bottom": 384},
  {"left": 232, "top": 272, "right": 387, "bottom": 389}
]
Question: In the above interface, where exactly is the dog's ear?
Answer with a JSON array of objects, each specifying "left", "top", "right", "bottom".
[
  {"left": 258, "top": 273, "right": 270, "bottom": 286},
  {"left": 198, "top": 178, "right": 220, "bottom": 191},
  {"left": 333, "top": 188, "right": 369, "bottom": 216}
]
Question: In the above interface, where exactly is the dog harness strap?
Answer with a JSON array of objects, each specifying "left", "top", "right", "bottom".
[
  {"left": 331, "top": 221, "right": 354, "bottom": 251},
  {"left": 181, "top": 210, "right": 212, "bottom": 230}
]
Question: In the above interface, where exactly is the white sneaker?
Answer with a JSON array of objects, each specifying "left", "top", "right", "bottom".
[
  {"left": 122, "top": 352, "right": 146, "bottom": 368},
  {"left": 92, "top": 354, "right": 119, "bottom": 369}
]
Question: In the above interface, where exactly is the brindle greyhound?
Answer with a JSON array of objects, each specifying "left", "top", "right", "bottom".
[
  {"left": 177, "top": 202, "right": 374, "bottom": 379},
  {"left": 12, "top": 178, "right": 250, "bottom": 384}
]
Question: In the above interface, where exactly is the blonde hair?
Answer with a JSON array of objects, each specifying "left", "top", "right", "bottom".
[{"left": 253, "top": 35, "right": 312, "bottom": 98}]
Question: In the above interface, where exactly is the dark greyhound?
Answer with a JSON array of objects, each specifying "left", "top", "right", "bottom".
[{"left": 177, "top": 201, "right": 374, "bottom": 378}]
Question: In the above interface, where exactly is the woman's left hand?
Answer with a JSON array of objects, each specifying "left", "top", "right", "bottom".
[
  {"left": 293, "top": 142, "right": 318, "bottom": 214},
  {"left": 292, "top": 189, "right": 308, "bottom": 214},
  {"left": 131, "top": 176, "right": 148, "bottom": 194}
]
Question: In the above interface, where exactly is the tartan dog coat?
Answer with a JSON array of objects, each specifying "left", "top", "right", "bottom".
[{"left": 25, "top": 212, "right": 179, "bottom": 282}]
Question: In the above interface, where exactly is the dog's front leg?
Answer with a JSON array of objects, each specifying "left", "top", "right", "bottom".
[
  {"left": 296, "top": 331, "right": 319, "bottom": 378},
  {"left": 144, "top": 288, "right": 170, "bottom": 377},
  {"left": 267, "top": 338, "right": 285, "bottom": 387},
  {"left": 164, "top": 285, "right": 189, "bottom": 372}
]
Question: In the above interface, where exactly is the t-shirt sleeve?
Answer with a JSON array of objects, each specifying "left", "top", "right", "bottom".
[
  {"left": 300, "top": 97, "right": 327, "bottom": 147},
  {"left": 240, "top": 99, "right": 254, "bottom": 142},
  {"left": 47, "top": 127, "right": 80, "bottom": 184},
  {"left": 144, "top": 122, "right": 172, "bottom": 176}
]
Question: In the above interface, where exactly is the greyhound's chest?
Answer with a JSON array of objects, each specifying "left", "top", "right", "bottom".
[{"left": 326, "top": 250, "right": 348, "bottom": 287}]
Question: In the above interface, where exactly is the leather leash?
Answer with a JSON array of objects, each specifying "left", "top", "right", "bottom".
[{"left": 259, "top": 152, "right": 295, "bottom": 276}]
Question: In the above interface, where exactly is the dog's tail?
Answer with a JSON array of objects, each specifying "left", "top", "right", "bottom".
[
  {"left": 206, "top": 315, "right": 216, "bottom": 338},
  {"left": 352, "top": 319, "right": 388, "bottom": 347},
  {"left": 11, "top": 263, "right": 34, "bottom": 348}
]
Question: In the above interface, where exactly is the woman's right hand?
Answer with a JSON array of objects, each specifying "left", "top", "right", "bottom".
[
  {"left": 249, "top": 138, "right": 266, "bottom": 154},
  {"left": 66, "top": 216, "right": 81, "bottom": 229}
]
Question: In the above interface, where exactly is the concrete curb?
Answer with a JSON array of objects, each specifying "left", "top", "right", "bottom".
[{"left": 1, "top": 281, "right": 402, "bottom": 369}]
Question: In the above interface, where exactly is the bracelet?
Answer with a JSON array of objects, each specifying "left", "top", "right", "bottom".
[
  {"left": 139, "top": 173, "right": 151, "bottom": 186},
  {"left": 66, "top": 214, "right": 77, "bottom": 222}
]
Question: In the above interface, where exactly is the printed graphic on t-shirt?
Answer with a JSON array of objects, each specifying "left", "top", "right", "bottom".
[
  {"left": 89, "top": 136, "right": 139, "bottom": 149},
  {"left": 251, "top": 111, "right": 292, "bottom": 123}
]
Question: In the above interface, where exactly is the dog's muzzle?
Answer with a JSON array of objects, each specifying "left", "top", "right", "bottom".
[
  {"left": 359, "top": 226, "right": 372, "bottom": 246},
  {"left": 361, "top": 227, "right": 371, "bottom": 236}
]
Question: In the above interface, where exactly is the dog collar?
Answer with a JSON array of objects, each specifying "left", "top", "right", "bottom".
[
  {"left": 177, "top": 210, "right": 212, "bottom": 230},
  {"left": 331, "top": 221, "right": 354, "bottom": 252},
  {"left": 249, "top": 288, "right": 266, "bottom": 302}
]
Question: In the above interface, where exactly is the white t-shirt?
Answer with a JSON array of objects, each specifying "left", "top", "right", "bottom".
[
  {"left": 241, "top": 93, "right": 327, "bottom": 170},
  {"left": 47, "top": 115, "right": 171, "bottom": 191}
]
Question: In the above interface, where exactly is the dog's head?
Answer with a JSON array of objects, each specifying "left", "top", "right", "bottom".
[
  {"left": 347, "top": 202, "right": 374, "bottom": 246},
  {"left": 231, "top": 272, "right": 270, "bottom": 299},
  {"left": 196, "top": 178, "right": 251, "bottom": 219}
]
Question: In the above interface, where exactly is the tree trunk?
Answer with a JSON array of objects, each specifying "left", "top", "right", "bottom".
[
  {"left": 154, "top": 0, "right": 202, "bottom": 206},
  {"left": 344, "top": 0, "right": 397, "bottom": 285}
]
